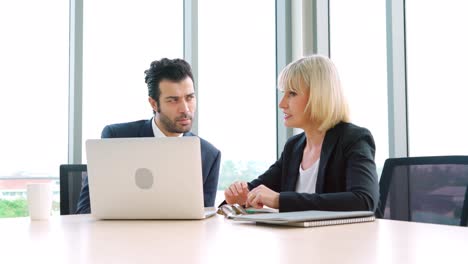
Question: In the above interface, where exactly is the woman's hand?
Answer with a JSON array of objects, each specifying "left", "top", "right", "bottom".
[
  {"left": 246, "top": 185, "right": 280, "bottom": 209},
  {"left": 224, "top": 181, "right": 249, "bottom": 205}
]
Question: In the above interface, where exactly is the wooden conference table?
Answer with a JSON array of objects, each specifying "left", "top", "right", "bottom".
[{"left": 1, "top": 214, "right": 467, "bottom": 264}]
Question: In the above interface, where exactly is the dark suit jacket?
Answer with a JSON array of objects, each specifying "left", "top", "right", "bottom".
[
  {"left": 76, "top": 119, "right": 221, "bottom": 214},
  {"left": 249, "top": 122, "right": 379, "bottom": 212}
]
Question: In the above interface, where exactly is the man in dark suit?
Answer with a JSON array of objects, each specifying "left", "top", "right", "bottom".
[{"left": 76, "top": 58, "right": 221, "bottom": 214}]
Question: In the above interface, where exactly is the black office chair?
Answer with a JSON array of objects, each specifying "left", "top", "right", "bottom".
[
  {"left": 377, "top": 156, "right": 468, "bottom": 227},
  {"left": 60, "top": 164, "right": 87, "bottom": 215}
]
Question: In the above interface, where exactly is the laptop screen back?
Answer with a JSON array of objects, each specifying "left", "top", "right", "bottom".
[{"left": 86, "top": 137, "right": 205, "bottom": 219}]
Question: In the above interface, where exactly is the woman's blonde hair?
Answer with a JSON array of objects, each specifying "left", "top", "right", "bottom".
[{"left": 278, "top": 55, "right": 350, "bottom": 131}]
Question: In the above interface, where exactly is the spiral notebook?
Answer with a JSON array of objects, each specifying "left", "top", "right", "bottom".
[{"left": 230, "top": 210, "right": 375, "bottom": 227}]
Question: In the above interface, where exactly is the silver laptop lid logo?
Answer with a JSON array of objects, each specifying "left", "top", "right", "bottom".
[{"left": 134, "top": 168, "right": 154, "bottom": 189}]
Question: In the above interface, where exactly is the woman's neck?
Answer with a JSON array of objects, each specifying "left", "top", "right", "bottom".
[
  {"left": 300, "top": 127, "right": 325, "bottom": 170},
  {"left": 303, "top": 126, "right": 325, "bottom": 151}
]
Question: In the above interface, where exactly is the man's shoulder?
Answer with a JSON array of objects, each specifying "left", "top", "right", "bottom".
[
  {"left": 184, "top": 132, "right": 220, "bottom": 156},
  {"left": 199, "top": 137, "right": 219, "bottom": 153},
  {"left": 105, "top": 119, "right": 148, "bottom": 129},
  {"left": 102, "top": 119, "right": 152, "bottom": 138}
]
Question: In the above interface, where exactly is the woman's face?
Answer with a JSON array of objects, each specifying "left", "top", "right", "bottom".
[{"left": 278, "top": 83, "right": 310, "bottom": 129}]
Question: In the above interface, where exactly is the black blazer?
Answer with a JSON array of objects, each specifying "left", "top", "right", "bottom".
[
  {"left": 76, "top": 119, "right": 221, "bottom": 213},
  {"left": 249, "top": 122, "right": 379, "bottom": 212}
]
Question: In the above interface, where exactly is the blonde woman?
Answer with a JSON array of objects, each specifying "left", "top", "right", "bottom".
[{"left": 224, "top": 55, "right": 379, "bottom": 212}]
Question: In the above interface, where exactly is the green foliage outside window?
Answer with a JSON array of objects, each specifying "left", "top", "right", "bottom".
[
  {"left": 0, "top": 199, "right": 60, "bottom": 218},
  {"left": 217, "top": 160, "right": 270, "bottom": 190},
  {"left": 0, "top": 199, "right": 28, "bottom": 218}
]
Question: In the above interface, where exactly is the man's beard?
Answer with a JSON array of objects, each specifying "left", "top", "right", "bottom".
[{"left": 158, "top": 111, "right": 193, "bottom": 134}]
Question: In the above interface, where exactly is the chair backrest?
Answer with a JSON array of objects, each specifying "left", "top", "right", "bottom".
[
  {"left": 377, "top": 156, "right": 468, "bottom": 226},
  {"left": 60, "top": 164, "right": 87, "bottom": 215}
]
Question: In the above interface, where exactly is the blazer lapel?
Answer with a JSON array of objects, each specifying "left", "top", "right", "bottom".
[
  {"left": 316, "top": 124, "right": 340, "bottom": 193},
  {"left": 183, "top": 132, "right": 194, "bottom": 137},
  {"left": 139, "top": 119, "right": 155, "bottom": 137},
  {"left": 285, "top": 134, "right": 306, "bottom": 191}
]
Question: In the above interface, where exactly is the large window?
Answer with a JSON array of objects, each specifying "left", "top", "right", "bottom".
[
  {"left": 82, "top": 0, "right": 183, "bottom": 161},
  {"left": 330, "top": 0, "right": 388, "bottom": 173},
  {"left": 406, "top": 1, "right": 468, "bottom": 156},
  {"left": 0, "top": 0, "right": 68, "bottom": 217},
  {"left": 198, "top": 0, "right": 277, "bottom": 190}
]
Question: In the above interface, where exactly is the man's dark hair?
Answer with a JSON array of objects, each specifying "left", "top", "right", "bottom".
[{"left": 144, "top": 58, "right": 194, "bottom": 106}]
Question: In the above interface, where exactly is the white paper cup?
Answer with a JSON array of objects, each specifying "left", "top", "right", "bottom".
[{"left": 27, "top": 183, "right": 53, "bottom": 220}]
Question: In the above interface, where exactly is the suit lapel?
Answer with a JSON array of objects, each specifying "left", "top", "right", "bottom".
[
  {"left": 316, "top": 124, "right": 340, "bottom": 193},
  {"left": 285, "top": 134, "right": 306, "bottom": 191},
  {"left": 140, "top": 119, "right": 155, "bottom": 137},
  {"left": 183, "top": 132, "right": 194, "bottom": 137}
]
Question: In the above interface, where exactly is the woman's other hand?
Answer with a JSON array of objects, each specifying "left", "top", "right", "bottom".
[
  {"left": 224, "top": 181, "right": 249, "bottom": 205},
  {"left": 246, "top": 185, "right": 279, "bottom": 209}
]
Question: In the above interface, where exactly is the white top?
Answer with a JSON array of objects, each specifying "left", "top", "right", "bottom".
[
  {"left": 295, "top": 159, "right": 319, "bottom": 193},
  {"left": 151, "top": 117, "right": 183, "bottom": 138}
]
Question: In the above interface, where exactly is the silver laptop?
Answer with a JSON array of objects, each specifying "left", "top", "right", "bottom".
[{"left": 85, "top": 137, "right": 217, "bottom": 219}]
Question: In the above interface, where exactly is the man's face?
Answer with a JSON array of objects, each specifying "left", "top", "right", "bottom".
[{"left": 149, "top": 77, "right": 196, "bottom": 136}]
